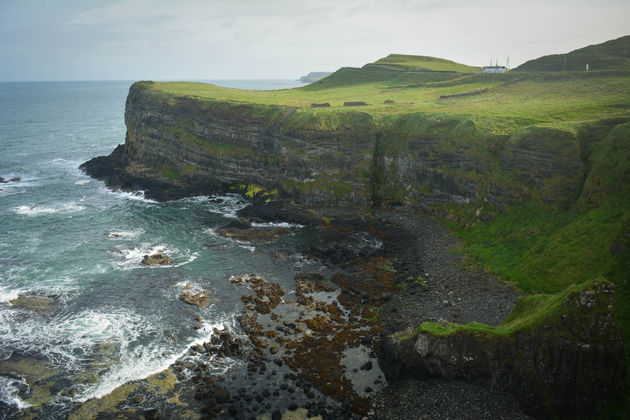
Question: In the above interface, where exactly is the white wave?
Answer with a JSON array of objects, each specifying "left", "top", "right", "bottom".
[
  {"left": 109, "top": 244, "right": 168, "bottom": 269},
  {"left": 0, "top": 376, "right": 31, "bottom": 411},
  {"left": 171, "top": 252, "right": 198, "bottom": 268},
  {"left": 74, "top": 179, "right": 91, "bottom": 185},
  {"left": 109, "top": 244, "right": 196, "bottom": 270},
  {"left": 77, "top": 315, "right": 235, "bottom": 402},
  {"left": 250, "top": 221, "right": 303, "bottom": 229},
  {"left": 203, "top": 194, "right": 249, "bottom": 218},
  {"left": 0, "top": 287, "right": 20, "bottom": 304},
  {"left": 238, "top": 245, "right": 256, "bottom": 253},
  {"left": 0, "top": 308, "right": 144, "bottom": 373},
  {"left": 12, "top": 202, "right": 86, "bottom": 216},
  {"left": 103, "top": 187, "right": 157, "bottom": 203},
  {"left": 106, "top": 230, "right": 142, "bottom": 239}
]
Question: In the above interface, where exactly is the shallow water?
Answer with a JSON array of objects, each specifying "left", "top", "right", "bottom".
[{"left": 0, "top": 80, "right": 313, "bottom": 418}]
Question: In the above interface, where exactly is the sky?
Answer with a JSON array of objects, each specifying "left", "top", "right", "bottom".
[{"left": 1, "top": 0, "right": 629, "bottom": 81}]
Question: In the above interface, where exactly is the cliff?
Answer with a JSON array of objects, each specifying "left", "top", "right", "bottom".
[{"left": 81, "top": 80, "right": 610, "bottom": 211}]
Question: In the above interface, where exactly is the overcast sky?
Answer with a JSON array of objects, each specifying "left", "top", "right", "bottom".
[{"left": 1, "top": 0, "right": 628, "bottom": 81}]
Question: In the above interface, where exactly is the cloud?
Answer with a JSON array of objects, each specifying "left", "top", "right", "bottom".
[{"left": 1, "top": 0, "right": 629, "bottom": 80}]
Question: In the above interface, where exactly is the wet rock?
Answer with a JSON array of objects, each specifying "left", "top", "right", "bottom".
[
  {"left": 216, "top": 225, "right": 289, "bottom": 243},
  {"left": 142, "top": 253, "right": 171, "bottom": 265},
  {"left": 225, "top": 218, "right": 252, "bottom": 229},
  {"left": 180, "top": 286, "right": 211, "bottom": 308},
  {"left": 9, "top": 296, "right": 55, "bottom": 313},
  {"left": 360, "top": 361, "right": 373, "bottom": 371},
  {"left": 215, "top": 389, "right": 231, "bottom": 404},
  {"left": 143, "top": 409, "right": 160, "bottom": 419}
]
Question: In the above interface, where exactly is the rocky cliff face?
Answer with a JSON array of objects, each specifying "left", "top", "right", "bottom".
[
  {"left": 382, "top": 280, "right": 626, "bottom": 419},
  {"left": 81, "top": 81, "right": 596, "bottom": 210}
]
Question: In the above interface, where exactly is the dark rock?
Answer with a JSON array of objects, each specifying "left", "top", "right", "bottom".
[
  {"left": 143, "top": 409, "right": 160, "bottom": 419},
  {"left": 180, "top": 287, "right": 211, "bottom": 308},
  {"left": 224, "top": 218, "right": 252, "bottom": 229},
  {"left": 360, "top": 360, "right": 373, "bottom": 371},
  {"left": 310, "top": 103, "right": 331, "bottom": 108},
  {"left": 271, "top": 410, "right": 282, "bottom": 420},
  {"left": 142, "top": 253, "right": 171, "bottom": 265},
  {"left": 215, "top": 389, "right": 231, "bottom": 404},
  {"left": 288, "top": 403, "right": 298, "bottom": 411},
  {"left": 343, "top": 101, "right": 368, "bottom": 107}
]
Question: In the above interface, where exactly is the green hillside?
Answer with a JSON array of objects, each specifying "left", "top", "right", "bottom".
[
  {"left": 365, "top": 53, "right": 480, "bottom": 72},
  {"left": 516, "top": 35, "right": 630, "bottom": 72}
]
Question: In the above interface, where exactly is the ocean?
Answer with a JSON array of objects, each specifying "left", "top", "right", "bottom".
[{"left": 0, "top": 79, "right": 311, "bottom": 418}]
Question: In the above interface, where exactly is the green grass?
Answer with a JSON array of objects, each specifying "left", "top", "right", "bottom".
[
  {"left": 517, "top": 35, "right": 630, "bottom": 72},
  {"left": 413, "top": 277, "right": 611, "bottom": 339},
  {"left": 148, "top": 70, "right": 630, "bottom": 136},
  {"left": 367, "top": 53, "right": 480, "bottom": 73}
]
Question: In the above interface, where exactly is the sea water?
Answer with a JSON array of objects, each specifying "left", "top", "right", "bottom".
[{"left": 0, "top": 79, "right": 308, "bottom": 418}]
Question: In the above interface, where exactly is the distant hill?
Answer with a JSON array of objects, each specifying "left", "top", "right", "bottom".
[
  {"left": 365, "top": 53, "right": 480, "bottom": 73},
  {"left": 299, "top": 72, "right": 332, "bottom": 83},
  {"left": 516, "top": 35, "right": 630, "bottom": 72},
  {"left": 305, "top": 54, "right": 479, "bottom": 90}
]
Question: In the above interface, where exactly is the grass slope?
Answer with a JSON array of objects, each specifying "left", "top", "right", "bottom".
[
  {"left": 364, "top": 53, "right": 480, "bottom": 73},
  {"left": 516, "top": 35, "right": 630, "bottom": 72}
]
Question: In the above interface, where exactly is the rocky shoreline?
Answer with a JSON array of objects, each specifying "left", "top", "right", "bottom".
[{"left": 58, "top": 195, "right": 531, "bottom": 419}]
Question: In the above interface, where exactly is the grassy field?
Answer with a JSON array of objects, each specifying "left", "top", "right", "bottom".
[{"left": 151, "top": 68, "right": 630, "bottom": 135}]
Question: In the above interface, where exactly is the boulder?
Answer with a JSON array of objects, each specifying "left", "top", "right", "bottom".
[
  {"left": 142, "top": 253, "right": 171, "bottom": 265},
  {"left": 9, "top": 296, "right": 55, "bottom": 313},
  {"left": 180, "top": 289, "right": 211, "bottom": 308}
]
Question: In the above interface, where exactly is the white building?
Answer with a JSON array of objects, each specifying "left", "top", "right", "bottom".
[{"left": 482, "top": 66, "right": 507, "bottom": 73}]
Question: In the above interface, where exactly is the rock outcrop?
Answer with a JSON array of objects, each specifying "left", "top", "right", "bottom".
[
  {"left": 142, "top": 253, "right": 171, "bottom": 265},
  {"left": 382, "top": 279, "right": 626, "bottom": 418}
]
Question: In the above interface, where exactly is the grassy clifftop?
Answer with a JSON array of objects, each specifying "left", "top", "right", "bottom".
[{"left": 149, "top": 53, "right": 630, "bottom": 135}]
